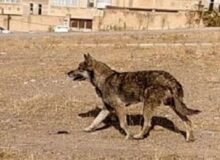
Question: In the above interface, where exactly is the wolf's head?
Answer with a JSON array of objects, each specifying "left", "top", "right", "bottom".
[
  {"left": 67, "top": 53, "right": 94, "bottom": 81},
  {"left": 68, "top": 53, "right": 115, "bottom": 87}
]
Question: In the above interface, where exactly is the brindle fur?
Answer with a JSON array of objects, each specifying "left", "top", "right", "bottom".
[{"left": 67, "top": 54, "right": 200, "bottom": 141}]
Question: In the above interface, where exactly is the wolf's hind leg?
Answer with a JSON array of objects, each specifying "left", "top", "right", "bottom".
[
  {"left": 174, "top": 111, "right": 195, "bottom": 142},
  {"left": 133, "top": 104, "right": 155, "bottom": 139},
  {"left": 133, "top": 100, "right": 159, "bottom": 139},
  {"left": 168, "top": 97, "right": 195, "bottom": 142},
  {"left": 84, "top": 109, "right": 110, "bottom": 132},
  {"left": 133, "top": 86, "right": 162, "bottom": 139}
]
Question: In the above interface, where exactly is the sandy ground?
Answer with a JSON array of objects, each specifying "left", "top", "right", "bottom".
[{"left": 0, "top": 29, "right": 220, "bottom": 159}]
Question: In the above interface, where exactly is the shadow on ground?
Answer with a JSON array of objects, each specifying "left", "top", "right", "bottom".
[{"left": 78, "top": 107, "right": 186, "bottom": 139}]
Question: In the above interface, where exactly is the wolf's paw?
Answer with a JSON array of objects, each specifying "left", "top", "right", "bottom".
[
  {"left": 125, "top": 134, "right": 133, "bottom": 140},
  {"left": 186, "top": 131, "right": 195, "bottom": 142},
  {"left": 133, "top": 133, "right": 144, "bottom": 140},
  {"left": 83, "top": 126, "right": 94, "bottom": 132}
]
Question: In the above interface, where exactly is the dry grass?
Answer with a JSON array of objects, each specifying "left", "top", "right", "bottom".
[
  {"left": 0, "top": 148, "right": 41, "bottom": 160},
  {"left": 0, "top": 30, "right": 220, "bottom": 159}
]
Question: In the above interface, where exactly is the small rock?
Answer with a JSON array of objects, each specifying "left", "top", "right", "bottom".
[
  {"left": 30, "top": 79, "right": 36, "bottom": 82},
  {"left": 52, "top": 80, "right": 58, "bottom": 83},
  {"left": 39, "top": 63, "right": 46, "bottom": 66},
  {"left": 0, "top": 52, "right": 7, "bottom": 55},
  {"left": 207, "top": 76, "right": 219, "bottom": 83},
  {"left": 56, "top": 131, "right": 69, "bottom": 134},
  {"left": 24, "top": 82, "right": 28, "bottom": 85},
  {"left": 214, "top": 116, "right": 220, "bottom": 120}
]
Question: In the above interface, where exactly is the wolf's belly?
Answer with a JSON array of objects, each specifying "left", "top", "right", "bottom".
[{"left": 119, "top": 91, "right": 142, "bottom": 106}]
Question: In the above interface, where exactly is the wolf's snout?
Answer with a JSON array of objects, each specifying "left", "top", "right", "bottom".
[
  {"left": 67, "top": 71, "right": 74, "bottom": 77},
  {"left": 67, "top": 70, "right": 86, "bottom": 81}
]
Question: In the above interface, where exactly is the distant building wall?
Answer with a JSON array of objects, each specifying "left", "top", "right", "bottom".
[
  {"left": 103, "top": 0, "right": 200, "bottom": 10},
  {"left": 0, "top": 15, "right": 7, "bottom": 28},
  {"left": 0, "top": 3, "right": 22, "bottom": 14},
  {"left": 48, "top": 7, "right": 102, "bottom": 18},
  {"left": 97, "top": 9, "right": 202, "bottom": 31},
  {"left": 0, "top": 15, "right": 64, "bottom": 31},
  {"left": 0, "top": 9, "right": 203, "bottom": 32},
  {"left": 49, "top": 0, "right": 89, "bottom": 8},
  {"left": 0, "top": 0, "right": 203, "bottom": 32}
]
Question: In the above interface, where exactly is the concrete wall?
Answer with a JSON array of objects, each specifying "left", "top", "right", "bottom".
[
  {"left": 98, "top": 9, "right": 202, "bottom": 31},
  {"left": 153, "top": 0, "right": 199, "bottom": 10},
  {"left": 48, "top": 7, "right": 103, "bottom": 18},
  {"left": 0, "top": 15, "right": 7, "bottom": 28},
  {"left": 0, "top": 15, "right": 64, "bottom": 31},
  {"left": 111, "top": 0, "right": 200, "bottom": 10},
  {"left": 0, "top": 3, "right": 22, "bottom": 14},
  {"left": 49, "top": 0, "right": 89, "bottom": 8},
  {"left": 0, "top": 9, "right": 202, "bottom": 32}
]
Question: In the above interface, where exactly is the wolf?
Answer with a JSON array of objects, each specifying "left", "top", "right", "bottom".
[{"left": 67, "top": 54, "right": 200, "bottom": 141}]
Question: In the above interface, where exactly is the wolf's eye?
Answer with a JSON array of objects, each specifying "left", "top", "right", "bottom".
[
  {"left": 78, "top": 67, "right": 82, "bottom": 71},
  {"left": 78, "top": 65, "right": 84, "bottom": 71},
  {"left": 78, "top": 62, "right": 87, "bottom": 71}
]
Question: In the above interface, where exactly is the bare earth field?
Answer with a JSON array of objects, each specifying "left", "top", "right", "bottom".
[{"left": 0, "top": 29, "right": 220, "bottom": 159}]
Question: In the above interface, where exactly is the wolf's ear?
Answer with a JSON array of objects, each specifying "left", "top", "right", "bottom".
[
  {"left": 84, "top": 54, "right": 88, "bottom": 60},
  {"left": 84, "top": 53, "right": 93, "bottom": 65},
  {"left": 84, "top": 53, "right": 93, "bottom": 60},
  {"left": 87, "top": 53, "right": 93, "bottom": 59}
]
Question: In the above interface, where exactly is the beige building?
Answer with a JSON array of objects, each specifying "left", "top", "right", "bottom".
[
  {"left": 202, "top": 0, "right": 220, "bottom": 11},
  {"left": 0, "top": 0, "right": 204, "bottom": 32},
  {"left": 94, "top": 0, "right": 200, "bottom": 10},
  {"left": 22, "top": 0, "right": 49, "bottom": 15},
  {"left": 0, "top": 0, "right": 22, "bottom": 15}
]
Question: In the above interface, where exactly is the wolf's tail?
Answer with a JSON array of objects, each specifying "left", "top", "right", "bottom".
[{"left": 173, "top": 96, "right": 201, "bottom": 116}]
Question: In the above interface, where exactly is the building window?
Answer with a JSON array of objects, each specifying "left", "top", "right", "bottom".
[
  {"left": 30, "top": 3, "right": 33, "bottom": 14},
  {"left": 79, "top": 20, "right": 84, "bottom": 28},
  {"left": 70, "top": 19, "right": 78, "bottom": 28},
  {"left": 85, "top": 20, "right": 92, "bottom": 29},
  {"left": 88, "top": 2, "right": 94, "bottom": 7},
  {"left": 209, "top": 0, "right": 214, "bottom": 11},
  {"left": 2, "top": 0, "right": 20, "bottom": 3},
  {"left": 70, "top": 19, "right": 93, "bottom": 30},
  {"left": 52, "top": 0, "right": 78, "bottom": 6},
  {"left": 38, "top": 4, "right": 42, "bottom": 15}
]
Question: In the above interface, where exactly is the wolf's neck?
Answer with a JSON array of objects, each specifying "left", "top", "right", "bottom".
[{"left": 91, "top": 61, "right": 115, "bottom": 90}]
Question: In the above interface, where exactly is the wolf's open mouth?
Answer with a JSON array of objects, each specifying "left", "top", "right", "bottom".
[{"left": 73, "top": 74, "right": 86, "bottom": 81}]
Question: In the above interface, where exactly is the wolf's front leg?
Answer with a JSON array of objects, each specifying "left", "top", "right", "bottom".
[
  {"left": 84, "top": 108, "right": 110, "bottom": 132},
  {"left": 114, "top": 106, "right": 132, "bottom": 139}
]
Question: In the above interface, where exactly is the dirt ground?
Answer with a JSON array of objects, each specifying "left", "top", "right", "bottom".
[{"left": 0, "top": 29, "right": 220, "bottom": 160}]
